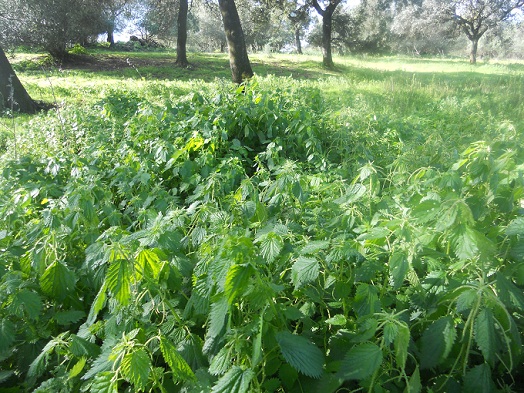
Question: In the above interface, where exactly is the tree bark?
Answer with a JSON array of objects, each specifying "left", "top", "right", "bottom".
[
  {"left": 469, "top": 37, "right": 479, "bottom": 64},
  {"left": 218, "top": 0, "right": 254, "bottom": 83},
  {"left": 295, "top": 28, "right": 302, "bottom": 54},
  {"left": 312, "top": 0, "right": 341, "bottom": 69},
  {"left": 175, "top": 0, "right": 189, "bottom": 67},
  {"left": 107, "top": 28, "right": 115, "bottom": 47},
  {"left": 0, "top": 47, "right": 37, "bottom": 114}
]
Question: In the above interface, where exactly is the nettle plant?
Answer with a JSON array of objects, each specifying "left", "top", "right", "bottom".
[{"left": 0, "top": 79, "right": 523, "bottom": 393}]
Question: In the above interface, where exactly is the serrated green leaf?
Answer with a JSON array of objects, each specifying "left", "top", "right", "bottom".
[
  {"left": 40, "top": 261, "right": 76, "bottom": 300},
  {"left": 276, "top": 331, "right": 324, "bottom": 379},
  {"left": 105, "top": 258, "right": 132, "bottom": 305},
  {"left": 474, "top": 309, "right": 497, "bottom": 365},
  {"left": 91, "top": 371, "right": 118, "bottom": 393},
  {"left": 136, "top": 248, "right": 164, "bottom": 281},
  {"left": 211, "top": 366, "right": 254, "bottom": 393},
  {"left": 496, "top": 273, "right": 524, "bottom": 311},
  {"left": 456, "top": 289, "right": 477, "bottom": 313},
  {"left": 407, "top": 366, "right": 421, "bottom": 393},
  {"left": 225, "top": 263, "right": 254, "bottom": 304},
  {"left": 436, "top": 201, "right": 458, "bottom": 231},
  {"left": 160, "top": 336, "right": 195, "bottom": 382},
  {"left": 463, "top": 363, "right": 495, "bottom": 393},
  {"left": 291, "top": 256, "right": 319, "bottom": 289},
  {"left": 0, "top": 319, "right": 15, "bottom": 351},
  {"left": 353, "top": 284, "right": 380, "bottom": 317},
  {"left": 208, "top": 294, "right": 229, "bottom": 339},
  {"left": 70, "top": 335, "right": 101, "bottom": 357},
  {"left": 259, "top": 233, "right": 283, "bottom": 263},
  {"left": 209, "top": 345, "right": 233, "bottom": 376},
  {"left": 338, "top": 342, "right": 383, "bottom": 380},
  {"left": 394, "top": 323, "right": 410, "bottom": 370},
  {"left": 389, "top": 251, "right": 409, "bottom": 289},
  {"left": 506, "top": 217, "right": 524, "bottom": 236},
  {"left": 121, "top": 348, "right": 151, "bottom": 390},
  {"left": 411, "top": 199, "right": 440, "bottom": 223},
  {"left": 10, "top": 289, "right": 42, "bottom": 320},
  {"left": 420, "top": 317, "right": 456, "bottom": 369},
  {"left": 383, "top": 321, "right": 398, "bottom": 345},
  {"left": 450, "top": 224, "right": 478, "bottom": 260},
  {"left": 55, "top": 310, "right": 86, "bottom": 325},
  {"left": 300, "top": 240, "right": 330, "bottom": 255}
]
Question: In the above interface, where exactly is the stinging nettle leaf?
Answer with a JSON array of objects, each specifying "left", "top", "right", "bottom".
[
  {"left": 105, "top": 258, "right": 132, "bottom": 306},
  {"left": 258, "top": 233, "right": 283, "bottom": 263},
  {"left": 389, "top": 251, "right": 409, "bottom": 290},
  {"left": 300, "top": 240, "right": 330, "bottom": 255},
  {"left": 225, "top": 263, "right": 254, "bottom": 304},
  {"left": 394, "top": 323, "right": 410, "bottom": 370},
  {"left": 211, "top": 366, "right": 254, "bottom": 393},
  {"left": 291, "top": 256, "right": 320, "bottom": 289},
  {"left": 506, "top": 217, "right": 524, "bottom": 236},
  {"left": 474, "top": 308, "right": 497, "bottom": 365},
  {"left": 121, "top": 348, "right": 151, "bottom": 390},
  {"left": 160, "top": 336, "right": 195, "bottom": 382},
  {"left": 276, "top": 331, "right": 325, "bottom": 379},
  {"left": 420, "top": 317, "right": 456, "bottom": 369},
  {"left": 337, "top": 342, "right": 383, "bottom": 380},
  {"left": 40, "top": 260, "right": 76, "bottom": 300}
]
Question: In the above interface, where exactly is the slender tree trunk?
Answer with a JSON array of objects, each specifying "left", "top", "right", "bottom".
[
  {"left": 295, "top": 28, "right": 302, "bottom": 54},
  {"left": 218, "top": 0, "right": 254, "bottom": 83},
  {"left": 175, "top": 0, "right": 189, "bottom": 66},
  {"left": 0, "top": 47, "right": 37, "bottom": 114},
  {"left": 469, "top": 37, "right": 479, "bottom": 64}
]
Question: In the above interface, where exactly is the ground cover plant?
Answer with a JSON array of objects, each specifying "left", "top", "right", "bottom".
[{"left": 0, "top": 51, "right": 523, "bottom": 392}]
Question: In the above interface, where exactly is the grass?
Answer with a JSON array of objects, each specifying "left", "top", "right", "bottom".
[{"left": 2, "top": 50, "right": 523, "bottom": 170}]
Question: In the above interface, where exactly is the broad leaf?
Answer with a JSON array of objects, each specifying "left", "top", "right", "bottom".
[
  {"left": 211, "top": 366, "right": 254, "bottom": 393},
  {"left": 474, "top": 309, "right": 497, "bottom": 365},
  {"left": 209, "top": 345, "right": 233, "bottom": 376},
  {"left": 420, "top": 317, "right": 456, "bottom": 369},
  {"left": 105, "top": 258, "right": 132, "bottom": 305},
  {"left": 463, "top": 363, "right": 495, "bottom": 393},
  {"left": 160, "top": 336, "right": 195, "bottom": 382},
  {"left": 258, "top": 233, "right": 283, "bottom": 263},
  {"left": 0, "top": 319, "right": 15, "bottom": 351},
  {"left": 291, "top": 257, "right": 319, "bottom": 289},
  {"left": 136, "top": 248, "right": 164, "bottom": 281},
  {"left": 225, "top": 263, "right": 254, "bottom": 304},
  {"left": 389, "top": 251, "right": 409, "bottom": 289},
  {"left": 10, "top": 289, "right": 42, "bottom": 320},
  {"left": 91, "top": 371, "right": 118, "bottom": 393},
  {"left": 300, "top": 240, "right": 330, "bottom": 255},
  {"left": 276, "top": 331, "right": 324, "bottom": 379},
  {"left": 40, "top": 260, "right": 76, "bottom": 300},
  {"left": 394, "top": 323, "right": 410, "bottom": 370},
  {"left": 207, "top": 294, "right": 229, "bottom": 339},
  {"left": 353, "top": 284, "right": 380, "bottom": 317},
  {"left": 506, "top": 217, "right": 524, "bottom": 236},
  {"left": 450, "top": 224, "right": 478, "bottom": 260},
  {"left": 338, "top": 342, "right": 383, "bottom": 380},
  {"left": 121, "top": 348, "right": 151, "bottom": 390}
]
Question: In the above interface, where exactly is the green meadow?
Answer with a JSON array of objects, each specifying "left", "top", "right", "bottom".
[{"left": 1, "top": 51, "right": 523, "bottom": 392}]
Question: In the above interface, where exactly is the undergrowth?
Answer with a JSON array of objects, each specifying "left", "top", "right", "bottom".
[{"left": 0, "top": 73, "right": 523, "bottom": 393}]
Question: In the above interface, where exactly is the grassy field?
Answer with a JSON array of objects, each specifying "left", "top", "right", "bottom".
[{"left": 1, "top": 50, "right": 523, "bottom": 392}]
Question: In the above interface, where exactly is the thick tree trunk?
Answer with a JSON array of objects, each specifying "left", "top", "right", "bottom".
[
  {"left": 295, "top": 28, "right": 302, "bottom": 54},
  {"left": 312, "top": 0, "right": 341, "bottom": 69},
  {"left": 469, "top": 37, "right": 479, "bottom": 64},
  {"left": 218, "top": 0, "right": 254, "bottom": 83},
  {"left": 0, "top": 47, "right": 37, "bottom": 114},
  {"left": 107, "top": 28, "right": 115, "bottom": 47},
  {"left": 175, "top": 0, "right": 189, "bottom": 67},
  {"left": 321, "top": 10, "right": 334, "bottom": 68}
]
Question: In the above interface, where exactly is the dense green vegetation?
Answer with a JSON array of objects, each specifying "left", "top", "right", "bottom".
[{"left": 1, "top": 52, "right": 523, "bottom": 392}]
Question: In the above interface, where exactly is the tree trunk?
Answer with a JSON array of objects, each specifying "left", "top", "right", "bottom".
[
  {"left": 175, "top": 0, "right": 189, "bottom": 67},
  {"left": 321, "top": 10, "right": 334, "bottom": 68},
  {"left": 469, "top": 37, "right": 479, "bottom": 64},
  {"left": 295, "top": 27, "right": 302, "bottom": 54},
  {"left": 0, "top": 47, "right": 37, "bottom": 114},
  {"left": 312, "top": 0, "right": 341, "bottom": 69},
  {"left": 218, "top": 0, "right": 254, "bottom": 83},
  {"left": 107, "top": 28, "right": 115, "bottom": 47}
]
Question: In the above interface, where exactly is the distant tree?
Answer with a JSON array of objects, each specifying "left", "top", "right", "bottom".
[
  {"left": 283, "top": 0, "right": 311, "bottom": 54},
  {"left": 0, "top": 47, "right": 37, "bottom": 114},
  {"left": 190, "top": 2, "right": 227, "bottom": 52},
  {"left": 311, "top": 0, "right": 343, "bottom": 68},
  {"left": 218, "top": 0, "right": 254, "bottom": 83},
  {"left": 103, "top": 0, "right": 132, "bottom": 47},
  {"left": 390, "top": 0, "right": 459, "bottom": 55}
]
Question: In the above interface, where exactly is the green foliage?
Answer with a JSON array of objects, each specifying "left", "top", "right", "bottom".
[{"left": 1, "top": 61, "right": 523, "bottom": 393}]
